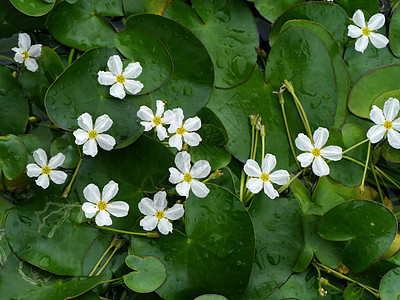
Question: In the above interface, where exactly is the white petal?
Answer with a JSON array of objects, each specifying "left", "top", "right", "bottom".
[
  {"left": 102, "top": 180, "right": 118, "bottom": 203},
  {"left": 77, "top": 113, "right": 94, "bottom": 132},
  {"left": 36, "top": 174, "right": 50, "bottom": 189},
  {"left": 94, "top": 114, "right": 113, "bottom": 133},
  {"left": 156, "top": 125, "right": 168, "bottom": 141},
  {"left": 24, "top": 58, "right": 38, "bottom": 72},
  {"left": 164, "top": 203, "right": 184, "bottom": 220},
  {"left": 124, "top": 80, "right": 144, "bottom": 95},
  {"left": 263, "top": 181, "right": 279, "bottom": 199},
  {"left": 313, "top": 127, "right": 329, "bottom": 149},
  {"left": 95, "top": 210, "right": 112, "bottom": 226},
  {"left": 297, "top": 153, "right": 314, "bottom": 168},
  {"left": 261, "top": 154, "right": 277, "bottom": 174},
  {"left": 162, "top": 110, "right": 177, "bottom": 125},
  {"left": 172, "top": 108, "right": 185, "bottom": 123},
  {"left": 367, "top": 13, "right": 385, "bottom": 31},
  {"left": 367, "top": 124, "right": 386, "bottom": 143},
  {"left": 110, "top": 83, "right": 126, "bottom": 99},
  {"left": 33, "top": 148, "right": 47, "bottom": 167},
  {"left": 48, "top": 153, "right": 65, "bottom": 169},
  {"left": 97, "top": 71, "right": 116, "bottom": 86},
  {"left": 158, "top": 218, "right": 173, "bottom": 235},
  {"left": 383, "top": 98, "right": 400, "bottom": 122},
  {"left": 26, "top": 164, "right": 42, "bottom": 177},
  {"left": 140, "top": 216, "right": 158, "bottom": 231},
  {"left": 320, "top": 146, "right": 342, "bottom": 161},
  {"left": 123, "top": 62, "right": 142, "bottom": 79},
  {"left": 244, "top": 159, "right": 262, "bottom": 177},
  {"left": 169, "top": 134, "right": 183, "bottom": 150},
  {"left": 73, "top": 129, "right": 89, "bottom": 145},
  {"left": 11, "top": 47, "right": 19, "bottom": 53},
  {"left": 369, "top": 32, "right": 389, "bottom": 49},
  {"left": 393, "top": 118, "right": 400, "bottom": 131},
  {"left": 107, "top": 55, "right": 123, "bottom": 76},
  {"left": 183, "top": 132, "right": 202, "bottom": 147},
  {"left": 169, "top": 167, "right": 184, "bottom": 184},
  {"left": 155, "top": 100, "right": 165, "bottom": 117},
  {"left": 190, "top": 160, "right": 211, "bottom": 179},
  {"left": 269, "top": 170, "right": 290, "bottom": 185},
  {"left": 353, "top": 9, "right": 366, "bottom": 28},
  {"left": 355, "top": 35, "right": 369, "bottom": 53},
  {"left": 49, "top": 170, "right": 67, "bottom": 184},
  {"left": 246, "top": 178, "right": 263, "bottom": 194},
  {"left": 312, "top": 156, "right": 330, "bottom": 177},
  {"left": 107, "top": 201, "right": 129, "bottom": 217},
  {"left": 295, "top": 133, "right": 314, "bottom": 152},
  {"left": 175, "top": 151, "right": 191, "bottom": 173},
  {"left": 138, "top": 198, "right": 157, "bottom": 216},
  {"left": 14, "top": 52, "right": 24, "bottom": 63},
  {"left": 387, "top": 129, "right": 400, "bottom": 149},
  {"left": 183, "top": 117, "right": 201, "bottom": 131},
  {"left": 176, "top": 181, "right": 190, "bottom": 197},
  {"left": 370, "top": 105, "right": 385, "bottom": 125},
  {"left": 190, "top": 180, "right": 209, "bottom": 198},
  {"left": 28, "top": 44, "right": 42, "bottom": 58},
  {"left": 348, "top": 25, "right": 363, "bottom": 38},
  {"left": 83, "top": 139, "right": 98, "bottom": 157},
  {"left": 83, "top": 184, "right": 101, "bottom": 204},
  {"left": 82, "top": 202, "right": 98, "bottom": 218},
  {"left": 137, "top": 106, "right": 155, "bottom": 121},
  {"left": 168, "top": 121, "right": 181, "bottom": 134},
  {"left": 96, "top": 134, "right": 116, "bottom": 151},
  {"left": 18, "top": 33, "right": 31, "bottom": 51},
  {"left": 140, "top": 121, "right": 154, "bottom": 131},
  {"left": 153, "top": 191, "right": 168, "bottom": 211}
]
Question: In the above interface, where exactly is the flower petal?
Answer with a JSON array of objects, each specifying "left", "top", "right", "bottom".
[
  {"left": 353, "top": 9, "right": 366, "bottom": 28},
  {"left": 77, "top": 113, "right": 93, "bottom": 132},
  {"left": 190, "top": 160, "right": 211, "bottom": 179},
  {"left": 261, "top": 154, "right": 277, "bottom": 175},
  {"left": 367, "top": 13, "right": 385, "bottom": 31},
  {"left": 168, "top": 121, "right": 181, "bottom": 134},
  {"left": 24, "top": 58, "right": 38, "bottom": 72},
  {"left": 176, "top": 181, "right": 190, "bottom": 197},
  {"left": 190, "top": 180, "right": 210, "bottom": 198},
  {"left": 140, "top": 121, "right": 154, "bottom": 131},
  {"left": 95, "top": 210, "right": 112, "bottom": 226},
  {"left": 383, "top": 98, "right": 400, "bottom": 122},
  {"left": 263, "top": 181, "right": 279, "bottom": 199},
  {"left": 48, "top": 153, "right": 65, "bottom": 169},
  {"left": 97, "top": 71, "right": 116, "bottom": 86},
  {"left": 370, "top": 105, "right": 385, "bottom": 125},
  {"left": 110, "top": 83, "right": 126, "bottom": 99},
  {"left": 49, "top": 170, "right": 67, "bottom": 184},
  {"left": 183, "top": 117, "right": 201, "bottom": 131},
  {"left": 175, "top": 151, "right": 191, "bottom": 173},
  {"left": 102, "top": 180, "right": 118, "bottom": 203},
  {"left": 393, "top": 118, "right": 400, "bottom": 131},
  {"left": 33, "top": 148, "right": 47, "bottom": 168},
  {"left": 83, "top": 183, "right": 101, "bottom": 204},
  {"left": 355, "top": 35, "right": 369, "bottom": 53},
  {"left": 182, "top": 132, "right": 202, "bottom": 147},
  {"left": 156, "top": 125, "right": 168, "bottom": 141},
  {"left": 73, "top": 129, "right": 89, "bottom": 145},
  {"left": 244, "top": 159, "right": 262, "bottom": 177},
  {"left": 269, "top": 170, "right": 290, "bottom": 185},
  {"left": 295, "top": 133, "right": 313, "bottom": 152},
  {"left": 140, "top": 216, "right": 158, "bottom": 231},
  {"left": 320, "top": 146, "right": 342, "bottom": 161},
  {"left": 124, "top": 79, "right": 144, "bottom": 95},
  {"left": 82, "top": 202, "right": 98, "bottom": 218},
  {"left": 26, "top": 164, "right": 42, "bottom": 177},
  {"left": 153, "top": 191, "right": 167, "bottom": 211},
  {"left": 348, "top": 25, "right": 363, "bottom": 38},
  {"left": 162, "top": 110, "right": 176, "bottom": 125},
  {"left": 138, "top": 198, "right": 157, "bottom": 216},
  {"left": 387, "top": 129, "right": 400, "bottom": 149},
  {"left": 137, "top": 106, "right": 154, "bottom": 121},
  {"left": 107, "top": 201, "right": 129, "bottom": 217},
  {"left": 367, "top": 124, "right": 386, "bottom": 143},
  {"left": 246, "top": 178, "right": 263, "bottom": 194},
  {"left": 36, "top": 174, "right": 50, "bottom": 189},
  {"left": 169, "top": 167, "right": 184, "bottom": 184},
  {"left": 164, "top": 203, "right": 184, "bottom": 220},
  {"left": 83, "top": 138, "right": 98, "bottom": 157},
  {"left": 96, "top": 134, "right": 116, "bottom": 151},
  {"left": 158, "top": 218, "right": 173, "bottom": 235},
  {"left": 172, "top": 108, "right": 185, "bottom": 123},
  {"left": 312, "top": 156, "right": 330, "bottom": 177},
  {"left": 313, "top": 127, "right": 329, "bottom": 149},
  {"left": 28, "top": 44, "right": 42, "bottom": 58},
  {"left": 369, "top": 32, "right": 389, "bottom": 49},
  {"left": 18, "top": 33, "right": 31, "bottom": 51},
  {"left": 94, "top": 114, "right": 113, "bottom": 133},
  {"left": 297, "top": 153, "right": 314, "bottom": 168},
  {"left": 14, "top": 52, "right": 24, "bottom": 63},
  {"left": 155, "top": 100, "right": 165, "bottom": 117},
  {"left": 123, "top": 62, "right": 142, "bottom": 79},
  {"left": 107, "top": 55, "right": 123, "bottom": 76}
]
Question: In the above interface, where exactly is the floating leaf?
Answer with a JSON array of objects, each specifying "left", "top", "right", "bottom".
[
  {"left": 124, "top": 0, "right": 171, "bottom": 16},
  {"left": 0, "top": 134, "right": 27, "bottom": 180},
  {"left": 380, "top": 267, "right": 400, "bottom": 300},
  {"left": 10, "top": 0, "right": 55, "bottom": 17},
  {"left": 336, "top": 0, "right": 378, "bottom": 16},
  {"left": 50, "top": 134, "right": 80, "bottom": 169},
  {"left": 343, "top": 282, "right": 364, "bottom": 300},
  {"left": 195, "top": 295, "right": 228, "bottom": 300},
  {"left": 389, "top": 5, "right": 400, "bottom": 58},
  {"left": 252, "top": 0, "right": 303, "bottom": 23}
]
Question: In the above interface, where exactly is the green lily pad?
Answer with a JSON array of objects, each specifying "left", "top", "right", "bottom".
[
  {"left": 389, "top": 5, "right": 400, "bottom": 58},
  {"left": 380, "top": 267, "right": 400, "bottom": 300},
  {"left": 0, "top": 193, "right": 13, "bottom": 227},
  {"left": 0, "top": 224, "right": 12, "bottom": 268},
  {"left": 124, "top": 255, "right": 166, "bottom": 293},
  {"left": 0, "top": 66, "right": 28, "bottom": 136},
  {"left": 114, "top": 28, "right": 173, "bottom": 94},
  {"left": 319, "top": 200, "right": 397, "bottom": 272},
  {"left": 244, "top": 191, "right": 303, "bottom": 299},
  {"left": 45, "top": 47, "right": 143, "bottom": 146},
  {"left": 131, "top": 184, "right": 255, "bottom": 300},
  {"left": 251, "top": 0, "right": 303, "bottom": 23},
  {"left": 125, "top": 14, "right": 214, "bottom": 116},
  {"left": 10, "top": 0, "right": 55, "bottom": 17},
  {"left": 164, "top": 0, "right": 258, "bottom": 88},
  {"left": 47, "top": 0, "right": 122, "bottom": 51},
  {"left": 124, "top": 0, "right": 170, "bottom": 16},
  {"left": 50, "top": 134, "right": 80, "bottom": 169},
  {"left": 0, "top": 0, "right": 8, "bottom": 23},
  {"left": 195, "top": 295, "right": 228, "bottom": 300},
  {"left": 336, "top": 0, "right": 378, "bottom": 16},
  {"left": 0, "top": 134, "right": 27, "bottom": 180},
  {"left": 381, "top": 141, "right": 400, "bottom": 163},
  {"left": 343, "top": 282, "right": 364, "bottom": 299}
]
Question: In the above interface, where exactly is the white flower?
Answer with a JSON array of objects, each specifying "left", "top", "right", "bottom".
[
  {"left": 97, "top": 55, "right": 144, "bottom": 99},
  {"left": 12, "top": 33, "right": 42, "bottom": 72},
  {"left": 73, "top": 113, "right": 116, "bottom": 157},
  {"left": 137, "top": 100, "right": 176, "bottom": 140},
  {"left": 168, "top": 108, "right": 202, "bottom": 150},
  {"left": 81, "top": 180, "right": 129, "bottom": 226},
  {"left": 138, "top": 191, "right": 184, "bottom": 235},
  {"left": 244, "top": 154, "right": 290, "bottom": 199},
  {"left": 26, "top": 149, "right": 67, "bottom": 189},
  {"left": 367, "top": 98, "right": 400, "bottom": 149},
  {"left": 295, "top": 127, "right": 342, "bottom": 177},
  {"left": 169, "top": 151, "right": 211, "bottom": 198},
  {"left": 347, "top": 10, "right": 389, "bottom": 53}
]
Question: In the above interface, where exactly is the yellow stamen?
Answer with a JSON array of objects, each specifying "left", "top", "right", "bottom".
[
  {"left": 176, "top": 126, "right": 186, "bottom": 135},
  {"left": 384, "top": 120, "right": 393, "bottom": 130},
  {"left": 260, "top": 173, "right": 269, "bottom": 182},
  {"left": 42, "top": 166, "right": 51, "bottom": 175},
  {"left": 22, "top": 51, "right": 29, "bottom": 60},
  {"left": 312, "top": 148, "right": 321, "bottom": 157},
  {"left": 155, "top": 211, "right": 165, "bottom": 220},
  {"left": 153, "top": 116, "right": 162, "bottom": 126},
  {"left": 88, "top": 130, "right": 98, "bottom": 139},
  {"left": 116, "top": 74, "right": 126, "bottom": 84},
  {"left": 97, "top": 201, "right": 107, "bottom": 211},
  {"left": 362, "top": 27, "right": 371, "bottom": 36},
  {"left": 183, "top": 173, "right": 192, "bottom": 183}
]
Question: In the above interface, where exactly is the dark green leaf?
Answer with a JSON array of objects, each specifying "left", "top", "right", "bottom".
[
  {"left": 0, "top": 134, "right": 27, "bottom": 180},
  {"left": 380, "top": 267, "right": 400, "bottom": 300},
  {"left": 10, "top": 0, "right": 55, "bottom": 17}
]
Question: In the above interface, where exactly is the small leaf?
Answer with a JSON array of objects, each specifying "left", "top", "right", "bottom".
[
  {"left": 0, "top": 134, "right": 27, "bottom": 180},
  {"left": 343, "top": 282, "right": 363, "bottom": 300},
  {"left": 380, "top": 267, "right": 400, "bottom": 300}
]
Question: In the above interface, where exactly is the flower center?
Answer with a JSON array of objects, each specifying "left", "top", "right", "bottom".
[
  {"left": 176, "top": 126, "right": 186, "bottom": 135},
  {"left": 312, "top": 148, "right": 321, "bottom": 157},
  {"left": 116, "top": 74, "right": 126, "bottom": 84},
  {"left": 362, "top": 27, "right": 371, "bottom": 36},
  {"left": 97, "top": 201, "right": 107, "bottom": 211},
  {"left": 260, "top": 173, "right": 269, "bottom": 182},
  {"left": 155, "top": 211, "right": 165, "bottom": 220},
  {"left": 183, "top": 173, "right": 192, "bottom": 183},
  {"left": 88, "top": 130, "right": 98, "bottom": 139},
  {"left": 42, "top": 166, "right": 51, "bottom": 175},
  {"left": 383, "top": 120, "right": 393, "bottom": 130},
  {"left": 153, "top": 116, "right": 162, "bottom": 126},
  {"left": 22, "top": 51, "right": 29, "bottom": 60}
]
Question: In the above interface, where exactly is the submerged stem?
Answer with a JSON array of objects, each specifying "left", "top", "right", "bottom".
[
  {"left": 360, "top": 142, "right": 371, "bottom": 193},
  {"left": 61, "top": 155, "right": 83, "bottom": 198},
  {"left": 96, "top": 226, "right": 159, "bottom": 237},
  {"left": 342, "top": 138, "right": 369, "bottom": 155}
]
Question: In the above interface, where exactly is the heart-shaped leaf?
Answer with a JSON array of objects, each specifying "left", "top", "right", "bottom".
[
  {"left": 389, "top": 5, "right": 400, "bottom": 58},
  {"left": 0, "top": 134, "right": 27, "bottom": 180},
  {"left": 380, "top": 267, "right": 400, "bottom": 300},
  {"left": 252, "top": 0, "right": 303, "bottom": 23},
  {"left": 10, "top": 0, "right": 55, "bottom": 17}
]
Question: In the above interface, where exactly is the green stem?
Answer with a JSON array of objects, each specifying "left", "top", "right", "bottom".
[
  {"left": 261, "top": 126, "right": 266, "bottom": 160},
  {"left": 252, "top": 129, "right": 259, "bottom": 160},
  {"left": 61, "top": 155, "right": 83, "bottom": 198},
  {"left": 68, "top": 48, "right": 75, "bottom": 67},
  {"left": 342, "top": 138, "right": 369, "bottom": 155},
  {"left": 95, "top": 247, "right": 119, "bottom": 276},
  {"left": 100, "top": 276, "right": 125, "bottom": 284},
  {"left": 277, "top": 170, "right": 304, "bottom": 194},
  {"left": 370, "top": 155, "right": 384, "bottom": 202},
  {"left": 89, "top": 243, "right": 114, "bottom": 277},
  {"left": 239, "top": 171, "right": 245, "bottom": 202},
  {"left": 1, "top": 171, "right": 9, "bottom": 194},
  {"left": 250, "top": 123, "right": 255, "bottom": 159},
  {"left": 96, "top": 226, "right": 159, "bottom": 237},
  {"left": 360, "top": 142, "right": 371, "bottom": 193}
]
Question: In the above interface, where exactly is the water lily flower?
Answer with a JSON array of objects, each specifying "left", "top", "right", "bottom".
[
  {"left": 367, "top": 98, "right": 400, "bottom": 149},
  {"left": 137, "top": 100, "right": 176, "bottom": 140},
  {"left": 12, "top": 33, "right": 42, "bottom": 72},
  {"left": 244, "top": 154, "right": 290, "bottom": 199},
  {"left": 73, "top": 113, "right": 116, "bottom": 157},
  {"left": 26, "top": 149, "right": 67, "bottom": 189},
  {"left": 81, "top": 180, "right": 129, "bottom": 226},
  {"left": 347, "top": 9, "right": 389, "bottom": 53},
  {"left": 295, "top": 128, "right": 342, "bottom": 177},
  {"left": 169, "top": 151, "right": 211, "bottom": 198},
  {"left": 138, "top": 191, "right": 184, "bottom": 235},
  {"left": 97, "top": 55, "right": 144, "bottom": 99},
  {"left": 168, "top": 108, "right": 202, "bottom": 150}
]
